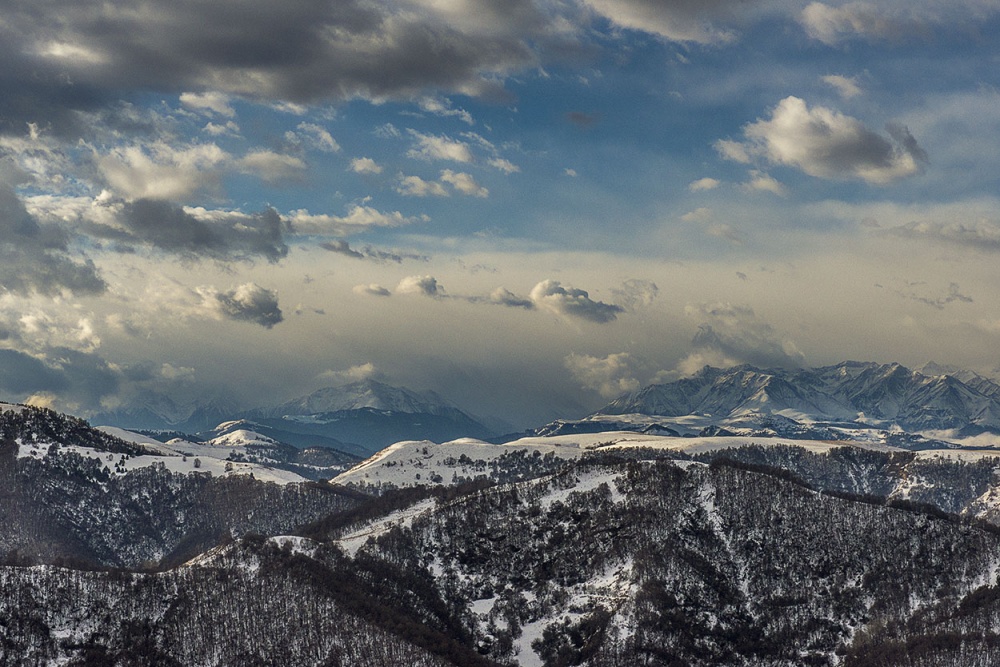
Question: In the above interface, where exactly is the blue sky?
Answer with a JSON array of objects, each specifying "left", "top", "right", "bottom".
[{"left": 2, "top": 0, "right": 1000, "bottom": 427}]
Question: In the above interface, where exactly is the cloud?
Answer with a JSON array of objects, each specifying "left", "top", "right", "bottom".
[
  {"left": 397, "top": 174, "right": 449, "bottom": 197},
  {"left": 488, "top": 287, "right": 535, "bottom": 309},
  {"left": 821, "top": 74, "right": 862, "bottom": 99},
  {"left": 397, "top": 275, "right": 442, "bottom": 298},
  {"left": 888, "top": 281, "right": 973, "bottom": 310},
  {"left": 407, "top": 130, "right": 475, "bottom": 163},
  {"left": 418, "top": 97, "right": 474, "bottom": 125},
  {"left": 237, "top": 150, "right": 307, "bottom": 184},
  {"left": 688, "top": 177, "right": 721, "bottom": 192},
  {"left": 350, "top": 157, "right": 383, "bottom": 174},
  {"left": 105, "top": 200, "right": 288, "bottom": 262},
  {"left": 681, "top": 302, "right": 805, "bottom": 371},
  {"left": 0, "top": 346, "right": 120, "bottom": 412},
  {"left": 285, "top": 122, "right": 340, "bottom": 153},
  {"left": 580, "top": 0, "right": 739, "bottom": 44},
  {"left": 0, "top": 183, "right": 106, "bottom": 296},
  {"left": 564, "top": 352, "right": 641, "bottom": 398},
  {"left": 567, "top": 111, "right": 599, "bottom": 127},
  {"left": 179, "top": 91, "right": 236, "bottom": 117},
  {"left": 741, "top": 170, "right": 787, "bottom": 196},
  {"left": 353, "top": 283, "right": 392, "bottom": 297},
  {"left": 611, "top": 279, "right": 659, "bottom": 310},
  {"left": 0, "top": 0, "right": 562, "bottom": 134},
  {"left": 288, "top": 206, "right": 427, "bottom": 235},
  {"left": 530, "top": 279, "right": 624, "bottom": 324},
  {"left": 440, "top": 170, "right": 488, "bottom": 197},
  {"left": 320, "top": 239, "right": 365, "bottom": 259},
  {"left": 717, "top": 96, "right": 928, "bottom": 185},
  {"left": 96, "top": 142, "right": 229, "bottom": 201},
  {"left": 883, "top": 218, "right": 1000, "bottom": 252},
  {"left": 208, "top": 283, "right": 284, "bottom": 329},
  {"left": 317, "top": 361, "right": 384, "bottom": 385},
  {"left": 798, "top": 3, "right": 954, "bottom": 45}
]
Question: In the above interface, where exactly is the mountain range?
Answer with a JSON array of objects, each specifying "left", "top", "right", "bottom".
[
  {"left": 11, "top": 361, "right": 1000, "bottom": 664},
  {"left": 593, "top": 361, "right": 1000, "bottom": 436}
]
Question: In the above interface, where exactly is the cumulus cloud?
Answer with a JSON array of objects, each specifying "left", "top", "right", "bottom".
[
  {"left": 397, "top": 174, "right": 449, "bottom": 197},
  {"left": 688, "top": 177, "right": 720, "bottom": 192},
  {"left": 717, "top": 96, "right": 928, "bottom": 185},
  {"left": 0, "top": 183, "right": 106, "bottom": 296},
  {"left": 96, "top": 142, "right": 229, "bottom": 201},
  {"left": 407, "top": 130, "right": 475, "bottom": 163},
  {"left": 440, "top": 170, "right": 488, "bottom": 197},
  {"left": 741, "top": 170, "right": 787, "bottom": 196},
  {"left": 680, "top": 302, "right": 805, "bottom": 371},
  {"left": 397, "top": 275, "right": 443, "bottom": 298},
  {"left": 207, "top": 283, "right": 284, "bottom": 328},
  {"left": 320, "top": 239, "right": 365, "bottom": 259},
  {"left": 350, "top": 157, "right": 383, "bottom": 174},
  {"left": 285, "top": 122, "right": 340, "bottom": 153},
  {"left": 530, "top": 279, "right": 624, "bottom": 324},
  {"left": 565, "top": 352, "right": 641, "bottom": 398},
  {"left": 488, "top": 287, "right": 535, "bottom": 309}
]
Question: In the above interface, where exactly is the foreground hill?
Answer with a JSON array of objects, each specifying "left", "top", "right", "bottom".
[{"left": 8, "top": 400, "right": 1000, "bottom": 664}]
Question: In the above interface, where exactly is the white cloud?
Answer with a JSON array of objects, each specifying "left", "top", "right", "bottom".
[
  {"left": 821, "top": 74, "right": 862, "bottom": 99},
  {"left": 488, "top": 157, "right": 520, "bottom": 174},
  {"left": 397, "top": 275, "right": 442, "bottom": 297},
  {"left": 682, "top": 302, "right": 804, "bottom": 370},
  {"left": 718, "top": 96, "right": 927, "bottom": 185},
  {"left": 530, "top": 279, "right": 624, "bottom": 324},
  {"left": 741, "top": 170, "right": 787, "bottom": 196},
  {"left": 203, "top": 120, "right": 242, "bottom": 137},
  {"left": 350, "top": 157, "right": 383, "bottom": 174},
  {"left": 581, "top": 0, "right": 738, "bottom": 44},
  {"left": 564, "top": 352, "right": 641, "bottom": 398},
  {"left": 289, "top": 206, "right": 426, "bottom": 235},
  {"left": 286, "top": 122, "right": 341, "bottom": 153},
  {"left": 418, "top": 96, "right": 474, "bottom": 125},
  {"left": 237, "top": 150, "right": 307, "bottom": 183},
  {"left": 179, "top": 91, "right": 235, "bottom": 117},
  {"left": 354, "top": 283, "right": 392, "bottom": 297},
  {"left": 688, "top": 177, "right": 720, "bottom": 191},
  {"left": 440, "top": 170, "right": 489, "bottom": 197},
  {"left": 407, "top": 130, "right": 474, "bottom": 163},
  {"left": 96, "top": 142, "right": 229, "bottom": 201},
  {"left": 397, "top": 174, "right": 449, "bottom": 197}
]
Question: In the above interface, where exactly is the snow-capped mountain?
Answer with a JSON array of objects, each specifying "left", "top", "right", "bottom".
[
  {"left": 599, "top": 361, "right": 1000, "bottom": 434},
  {"left": 259, "top": 379, "right": 459, "bottom": 417}
]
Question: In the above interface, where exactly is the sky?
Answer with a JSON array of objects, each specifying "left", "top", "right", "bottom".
[{"left": 2, "top": 0, "right": 1000, "bottom": 428}]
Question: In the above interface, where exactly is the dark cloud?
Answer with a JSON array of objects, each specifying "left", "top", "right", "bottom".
[
  {"left": 0, "top": 346, "right": 120, "bottom": 410},
  {"left": 530, "top": 279, "right": 624, "bottom": 323},
  {"left": 0, "top": 0, "right": 569, "bottom": 135},
  {"left": 213, "top": 283, "right": 284, "bottom": 328},
  {"left": 488, "top": 287, "right": 535, "bottom": 309},
  {"left": 0, "top": 183, "right": 106, "bottom": 296},
  {"left": 319, "top": 239, "right": 426, "bottom": 264},
  {"left": 0, "top": 349, "right": 67, "bottom": 395},
  {"left": 891, "top": 282, "right": 974, "bottom": 310},
  {"left": 111, "top": 199, "right": 288, "bottom": 262}
]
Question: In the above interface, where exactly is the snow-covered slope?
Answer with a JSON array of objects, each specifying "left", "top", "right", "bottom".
[{"left": 600, "top": 361, "right": 1000, "bottom": 433}]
